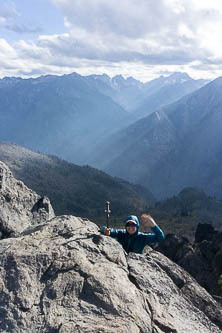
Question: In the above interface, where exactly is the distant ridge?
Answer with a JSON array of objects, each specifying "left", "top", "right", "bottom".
[
  {"left": 86, "top": 71, "right": 208, "bottom": 115},
  {"left": 0, "top": 72, "right": 128, "bottom": 165},
  {"left": 0, "top": 71, "right": 208, "bottom": 165},
  {"left": 0, "top": 141, "right": 155, "bottom": 219},
  {"left": 128, "top": 72, "right": 208, "bottom": 122},
  {"left": 92, "top": 77, "right": 222, "bottom": 199}
]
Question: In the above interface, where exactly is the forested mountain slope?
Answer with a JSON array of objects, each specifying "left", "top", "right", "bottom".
[
  {"left": 95, "top": 77, "right": 222, "bottom": 199},
  {"left": 0, "top": 72, "right": 207, "bottom": 165},
  {"left": 0, "top": 142, "right": 154, "bottom": 220}
]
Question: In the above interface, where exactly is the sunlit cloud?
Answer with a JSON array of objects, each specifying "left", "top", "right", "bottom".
[
  {"left": 0, "top": 38, "right": 17, "bottom": 57},
  {"left": 0, "top": 0, "right": 222, "bottom": 80}
]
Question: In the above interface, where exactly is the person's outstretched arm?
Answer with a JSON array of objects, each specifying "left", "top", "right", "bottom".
[
  {"left": 100, "top": 226, "right": 125, "bottom": 238},
  {"left": 141, "top": 214, "right": 165, "bottom": 243}
]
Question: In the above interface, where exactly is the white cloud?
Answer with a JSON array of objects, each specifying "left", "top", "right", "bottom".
[
  {"left": 0, "top": 38, "right": 17, "bottom": 57},
  {"left": 1, "top": 0, "right": 222, "bottom": 80},
  {"left": 0, "top": 38, "right": 31, "bottom": 76},
  {"left": 0, "top": 1, "right": 20, "bottom": 19},
  {"left": 0, "top": 17, "right": 6, "bottom": 24},
  {"left": 52, "top": 0, "right": 173, "bottom": 38},
  {"left": 0, "top": 1, "right": 43, "bottom": 35},
  {"left": 163, "top": 0, "right": 186, "bottom": 14},
  {"left": 187, "top": 0, "right": 222, "bottom": 13},
  {"left": 14, "top": 40, "right": 50, "bottom": 60},
  {"left": 49, "top": 0, "right": 211, "bottom": 64}
]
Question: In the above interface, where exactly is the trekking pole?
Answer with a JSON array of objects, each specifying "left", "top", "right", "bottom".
[{"left": 105, "top": 201, "right": 111, "bottom": 228}]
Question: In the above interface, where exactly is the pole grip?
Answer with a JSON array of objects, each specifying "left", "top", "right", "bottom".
[{"left": 105, "top": 201, "right": 111, "bottom": 228}]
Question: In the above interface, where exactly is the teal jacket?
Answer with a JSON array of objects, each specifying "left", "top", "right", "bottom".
[{"left": 101, "top": 215, "right": 165, "bottom": 254}]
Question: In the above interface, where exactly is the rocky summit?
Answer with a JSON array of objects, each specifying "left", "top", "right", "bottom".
[
  {"left": 0, "top": 162, "right": 222, "bottom": 332},
  {"left": 155, "top": 224, "right": 222, "bottom": 297},
  {"left": 0, "top": 161, "right": 55, "bottom": 238}
]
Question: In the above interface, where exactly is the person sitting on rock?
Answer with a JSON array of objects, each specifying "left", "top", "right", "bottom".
[{"left": 100, "top": 214, "right": 165, "bottom": 254}]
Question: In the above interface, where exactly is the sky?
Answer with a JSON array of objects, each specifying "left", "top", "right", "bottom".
[{"left": 1, "top": 0, "right": 222, "bottom": 82}]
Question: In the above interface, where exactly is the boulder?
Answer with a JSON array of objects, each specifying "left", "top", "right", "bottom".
[
  {"left": 156, "top": 225, "right": 222, "bottom": 296},
  {"left": 0, "top": 161, "right": 55, "bottom": 238},
  {"left": 0, "top": 215, "right": 222, "bottom": 332},
  {"left": 1, "top": 161, "right": 222, "bottom": 332},
  {"left": 195, "top": 223, "right": 218, "bottom": 243}
]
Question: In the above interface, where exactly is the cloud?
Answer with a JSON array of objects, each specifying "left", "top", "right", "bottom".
[
  {"left": 52, "top": 0, "right": 175, "bottom": 39},
  {"left": 46, "top": 0, "right": 222, "bottom": 81},
  {"left": 1, "top": 0, "right": 222, "bottom": 80},
  {"left": 36, "top": 25, "right": 197, "bottom": 66},
  {"left": 5, "top": 22, "right": 43, "bottom": 34},
  {"left": 0, "top": 38, "right": 17, "bottom": 57},
  {"left": 0, "top": 1, "right": 19, "bottom": 19},
  {"left": 0, "top": 1, "right": 43, "bottom": 35},
  {"left": 49, "top": 0, "right": 220, "bottom": 65},
  {"left": 0, "top": 38, "right": 28, "bottom": 75},
  {"left": 0, "top": 17, "right": 6, "bottom": 24}
]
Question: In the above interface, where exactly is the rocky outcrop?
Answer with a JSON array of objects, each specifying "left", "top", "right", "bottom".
[
  {"left": 0, "top": 215, "right": 222, "bottom": 332},
  {"left": 0, "top": 161, "right": 55, "bottom": 238},
  {"left": 1, "top": 161, "right": 222, "bottom": 332},
  {"left": 156, "top": 224, "right": 222, "bottom": 296}
]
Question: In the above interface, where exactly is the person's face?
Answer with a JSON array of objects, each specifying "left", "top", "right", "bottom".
[{"left": 126, "top": 222, "right": 137, "bottom": 235}]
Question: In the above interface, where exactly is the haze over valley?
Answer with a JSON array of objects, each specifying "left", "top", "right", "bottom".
[{"left": 1, "top": 71, "right": 222, "bottom": 201}]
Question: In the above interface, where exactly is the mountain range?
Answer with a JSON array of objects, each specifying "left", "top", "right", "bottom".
[
  {"left": 93, "top": 77, "right": 222, "bottom": 199},
  {"left": 0, "top": 73, "right": 128, "bottom": 165},
  {"left": 86, "top": 72, "right": 207, "bottom": 115},
  {"left": 128, "top": 72, "right": 208, "bottom": 123},
  {"left": 2, "top": 70, "right": 221, "bottom": 200},
  {"left": 0, "top": 72, "right": 207, "bottom": 166}
]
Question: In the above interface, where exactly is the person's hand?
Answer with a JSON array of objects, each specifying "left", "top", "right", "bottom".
[
  {"left": 140, "top": 214, "right": 156, "bottom": 228},
  {"left": 104, "top": 227, "right": 111, "bottom": 236}
]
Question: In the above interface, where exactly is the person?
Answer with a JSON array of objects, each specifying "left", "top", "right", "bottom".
[{"left": 100, "top": 214, "right": 165, "bottom": 254}]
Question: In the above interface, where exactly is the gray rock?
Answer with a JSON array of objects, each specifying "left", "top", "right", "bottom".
[
  {"left": 0, "top": 215, "right": 222, "bottom": 333},
  {"left": 0, "top": 161, "right": 55, "bottom": 238},
  {"left": 156, "top": 225, "right": 222, "bottom": 295},
  {"left": 0, "top": 161, "right": 222, "bottom": 332},
  {"left": 195, "top": 223, "right": 218, "bottom": 243}
]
